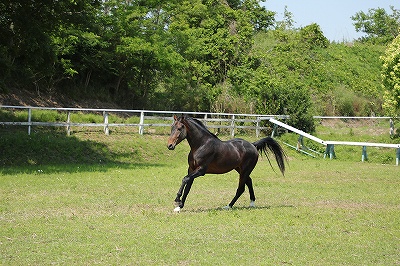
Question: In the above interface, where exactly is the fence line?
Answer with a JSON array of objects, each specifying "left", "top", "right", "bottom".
[
  {"left": 0, "top": 105, "right": 286, "bottom": 137},
  {"left": 268, "top": 118, "right": 400, "bottom": 166},
  {"left": 1, "top": 105, "right": 399, "bottom": 165}
]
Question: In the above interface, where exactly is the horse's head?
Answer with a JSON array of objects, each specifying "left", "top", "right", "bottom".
[{"left": 167, "top": 115, "right": 187, "bottom": 150}]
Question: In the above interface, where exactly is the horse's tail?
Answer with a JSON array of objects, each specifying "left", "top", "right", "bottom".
[{"left": 253, "top": 137, "right": 287, "bottom": 175}]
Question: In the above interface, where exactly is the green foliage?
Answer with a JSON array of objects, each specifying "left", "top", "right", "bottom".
[
  {"left": 227, "top": 26, "right": 384, "bottom": 131},
  {"left": 352, "top": 6, "right": 400, "bottom": 44},
  {"left": 381, "top": 35, "right": 400, "bottom": 116},
  {"left": 249, "top": 31, "right": 385, "bottom": 117},
  {"left": 0, "top": 1, "right": 393, "bottom": 125},
  {"left": 299, "top": 23, "right": 329, "bottom": 49},
  {"left": 0, "top": 0, "right": 101, "bottom": 92}
]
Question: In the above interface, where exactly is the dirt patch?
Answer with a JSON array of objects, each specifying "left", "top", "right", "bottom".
[
  {"left": 320, "top": 118, "right": 379, "bottom": 128},
  {"left": 0, "top": 88, "right": 121, "bottom": 109},
  {"left": 319, "top": 118, "right": 391, "bottom": 136}
]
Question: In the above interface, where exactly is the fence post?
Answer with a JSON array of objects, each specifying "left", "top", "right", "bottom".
[
  {"left": 103, "top": 111, "right": 109, "bottom": 135},
  {"left": 361, "top": 146, "right": 368, "bottom": 162},
  {"left": 28, "top": 108, "right": 32, "bottom": 135},
  {"left": 271, "top": 123, "right": 278, "bottom": 138},
  {"left": 139, "top": 111, "right": 144, "bottom": 135},
  {"left": 256, "top": 117, "right": 260, "bottom": 138},
  {"left": 297, "top": 135, "right": 304, "bottom": 151},
  {"left": 203, "top": 114, "right": 207, "bottom": 126},
  {"left": 66, "top": 112, "right": 71, "bottom": 136},
  {"left": 324, "top": 144, "right": 336, "bottom": 159},
  {"left": 230, "top": 115, "right": 235, "bottom": 138},
  {"left": 396, "top": 148, "right": 400, "bottom": 166}
]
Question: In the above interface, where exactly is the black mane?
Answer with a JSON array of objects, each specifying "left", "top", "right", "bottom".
[{"left": 184, "top": 116, "right": 219, "bottom": 139}]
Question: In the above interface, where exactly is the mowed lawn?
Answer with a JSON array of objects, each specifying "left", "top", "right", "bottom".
[{"left": 1, "top": 133, "right": 399, "bottom": 265}]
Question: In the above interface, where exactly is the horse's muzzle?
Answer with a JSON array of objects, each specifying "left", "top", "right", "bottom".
[{"left": 168, "top": 144, "right": 175, "bottom": 150}]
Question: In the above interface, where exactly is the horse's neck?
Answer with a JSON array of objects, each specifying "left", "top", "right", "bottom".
[{"left": 186, "top": 122, "right": 217, "bottom": 149}]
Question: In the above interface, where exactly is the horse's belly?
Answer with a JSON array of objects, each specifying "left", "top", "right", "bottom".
[{"left": 206, "top": 159, "right": 239, "bottom": 174}]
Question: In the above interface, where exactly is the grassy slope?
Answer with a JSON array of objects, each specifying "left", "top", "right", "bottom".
[
  {"left": 253, "top": 32, "right": 386, "bottom": 116},
  {"left": 0, "top": 125, "right": 399, "bottom": 265}
]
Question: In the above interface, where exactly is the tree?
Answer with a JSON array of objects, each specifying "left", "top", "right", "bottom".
[
  {"left": 0, "top": 0, "right": 101, "bottom": 93},
  {"left": 352, "top": 6, "right": 400, "bottom": 44},
  {"left": 241, "top": 0, "right": 275, "bottom": 32},
  {"left": 381, "top": 35, "right": 400, "bottom": 116},
  {"left": 275, "top": 6, "right": 295, "bottom": 30},
  {"left": 299, "top": 23, "right": 329, "bottom": 49},
  {"left": 164, "top": 0, "right": 270, "bottom": 111}
]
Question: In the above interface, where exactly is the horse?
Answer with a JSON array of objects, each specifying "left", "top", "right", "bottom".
[{"left": 167, "top": 115, "right": 286, "bottom": 212}]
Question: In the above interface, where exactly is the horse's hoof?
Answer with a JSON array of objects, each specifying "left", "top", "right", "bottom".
[
  {"left": 173, "top": 206, "right": 181, "bottom": 213},
  {"left": 222, "top": 205, "right": 232, "bottom": 210},
  {"left": 249, "top": 201, "right": 256, "bottom": 207}
]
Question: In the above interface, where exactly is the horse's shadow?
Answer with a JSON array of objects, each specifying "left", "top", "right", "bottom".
[{"left": 186, "top": 204, "right": 295, "bottom": 213}]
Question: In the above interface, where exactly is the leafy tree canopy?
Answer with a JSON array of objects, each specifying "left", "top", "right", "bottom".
[
  {"left": 381, "top": 35, "right": 400, "bottom": 116},
  {"left": 351, "top": 6, "right": 400, "bottom": 44},
  {"left": 0, "top": 1, "right": 394, "bottom": 132}
]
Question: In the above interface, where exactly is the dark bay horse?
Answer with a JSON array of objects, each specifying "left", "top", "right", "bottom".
[{"left": 167, "top": 115, "right": 286, "bottom": 212}]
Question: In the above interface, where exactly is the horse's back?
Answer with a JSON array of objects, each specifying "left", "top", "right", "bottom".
[
  {"left": 225, "top": 138, "right": 258, "bottom": 154},
  {"left": 222, "top": 138, "right": 259, "bottom": 162}
]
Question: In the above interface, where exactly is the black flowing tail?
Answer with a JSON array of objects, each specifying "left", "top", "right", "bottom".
[{"left": 253, "top": 137, "right": 287, "bottom": 175}]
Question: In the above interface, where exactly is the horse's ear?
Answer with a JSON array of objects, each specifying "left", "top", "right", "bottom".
[{"left": 176, "top": 114, "right": 185, "bottom": 122}]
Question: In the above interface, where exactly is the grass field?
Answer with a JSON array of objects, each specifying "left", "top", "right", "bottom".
[{"left": 0, "top": 124, "right": 399, "bottom": 265}]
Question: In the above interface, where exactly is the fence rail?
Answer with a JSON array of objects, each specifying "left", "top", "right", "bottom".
[
  {"left": 1, "top": 105, "right": 399, "bottom": 165},
  {"left": 0, "top": 105, "right": 285, "bottom": 137},
  {"left": 268, "top": 118, "right": 400, "bottom": 165}
]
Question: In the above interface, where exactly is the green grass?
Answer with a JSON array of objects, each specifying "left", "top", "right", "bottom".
[{"left": 0, "top": 127, "right": 399, "bottom": 265}]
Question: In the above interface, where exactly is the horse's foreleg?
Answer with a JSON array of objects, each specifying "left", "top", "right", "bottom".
[
  {"left": 180, "top": 178, "right": 194, "bottom": 208},
  {"left": 174, "top": 167, "right": 206, "bottom": 212},
  {"left": 175, "top": 168, "right": 195, "bottom": 206},
  {"left": 175, "top": 175, "right": 189, "bottom": 206}
]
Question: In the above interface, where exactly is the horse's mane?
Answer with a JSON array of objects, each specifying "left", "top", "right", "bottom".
[{"left": 184, "top": 116, "right": 219, "bottom": 139}]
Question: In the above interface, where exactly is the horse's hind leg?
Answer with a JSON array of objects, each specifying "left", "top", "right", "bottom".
[
  {"left": 227, "top": 176, "right": 256, "bottom": 208},
  {"left": 227, "top": 159, "right": 257, "bottom": 208},
  {"left": 245, "top": 177, "right": 256, "bottom": 207},
  {"left": 227, "top": 176, "right": 247, "bottom": 208}
]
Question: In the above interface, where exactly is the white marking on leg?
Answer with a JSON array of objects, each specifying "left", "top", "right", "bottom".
[
  {"left": 173, "top": 206, "right": 181, "bottom": 213},
  {"left": 222, "top": 205, "right": 232, "bottom": 210},
  {"left": 249, "top": 201, "right": 255, "bottom": 207}
]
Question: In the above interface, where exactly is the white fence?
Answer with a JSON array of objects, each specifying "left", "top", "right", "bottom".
[
  {"left": 1, "top": 105, "right": 399, "bottom": 165},
  {"left": 0, "top": 105, "right": 286, "bottom": 137},
  {"left": 269, "top": 118, "right": 400, "bottom": 166}
]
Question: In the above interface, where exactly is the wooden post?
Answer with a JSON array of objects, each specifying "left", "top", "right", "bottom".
[
  {"left": 230, "top": 115, "right": 235, "bottom": 138},
  {"left": 66, "top": 112, "right": 71, "bottom": 136},
  {"left": 103, "top": 111, "right": 109, "bottom": 135},
  {"left": 139, "top": 111, "right": 144, "bottom": 135},
  {"left": 297, "top": 135, "right": 304, "bottom": 151},
  {"left": 324, "top": 144, "right": 336, "bottom": 159},
  {"left": 256, "top": 117, "right": 260, "bottom": 138},
  {"left": 396, "top": 148, "right": 400, "bottom": 166},
  {"left": 271, "top": 124, "right": 278, "bottom": 138},
  {"left": 28, "top": 108, "right": 31, "bottom": 135},
  {"left": 362, "top": 146, "right": 368, "bottom": 162}
]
